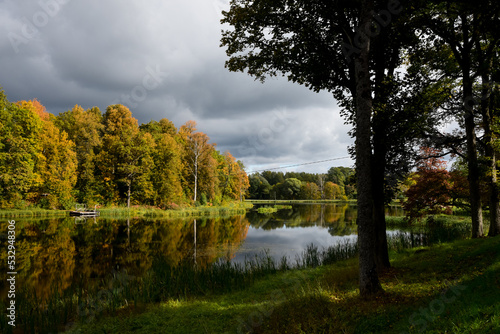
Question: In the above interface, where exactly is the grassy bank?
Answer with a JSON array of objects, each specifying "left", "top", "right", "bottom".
[
  {"left": 247, "top": 199, "right": 356, "bottom": 204},
  {"left": 0, "top": 202, "right": 253, "bottom": 219},
  {"left": 62, "top": 236, "right": 500, "bottom": 334},
  {"left": 99, "top": 202, "right": 253, "bottom": 218},
  {"left": 0, "top": 208, "right": 68, "bottom": 218}
]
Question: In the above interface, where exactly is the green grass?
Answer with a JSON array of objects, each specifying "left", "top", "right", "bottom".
[
  {"left": 256, "top": 207, "right": 279, "bottom": 214},
  {"left": 0, "top": 203, "right": 253, "bottom": 219},
  {"left": 247, "top": 199, "right": 356, "bottom": 204},
  {"left": 98, "top": 202, "right": 253, "bottom": 218},
  {"left": 60, "top": 235, "right": 500, "bottom": 334},
  {"left": 256, "top": 205, "right": 292, "bottom": 214},
  {"left": 0, "top": 208, "right": 68, "bottom": 218}
]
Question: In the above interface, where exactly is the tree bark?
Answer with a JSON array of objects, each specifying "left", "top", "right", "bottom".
[
  {"left": 463, "top": 62, "right": 484, "bottom": 238},
  {"left": 372, "top": 140, "right": 391, "bottom": 269},
  {"left": 355, "top": 0, "right": 383, "bottom": 297},
  {"left": 127, "top": 179, "right": 131, "bottom": 208},
  {"left": 481, "top": 77, "right": 500, "bottom": 237}
]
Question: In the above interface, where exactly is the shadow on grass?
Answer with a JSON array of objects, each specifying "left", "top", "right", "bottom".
[{"left": 253, "top": 237, "right": 500, "bottom": 334}]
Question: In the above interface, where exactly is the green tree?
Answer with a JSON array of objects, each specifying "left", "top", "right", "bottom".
[
  {"left": 275, "top": 178, "right": 302, "bottom": 200},
  {"left": 140, "top": 119, "right": 184, "bottom": 207},
  {"left": 221, "top": 0, "right": 423, "bottom": 295},
  {"left": 0, "top": 90, "right": 43, "bottom": 207},
  {"left": 326, "top": 167, "right": 353, "bottom": 188},
  {"left": 415, "top": 0, "right": 500, "bottom": 237},
  {"left": 247, "top": 174, "right": 271, "bottom": 199},
  {"left": 98, "top": 105, "right": 154, "bottom": 207},
  {"left": 261, "top": 171, "right": 285, "bottom": 186}
]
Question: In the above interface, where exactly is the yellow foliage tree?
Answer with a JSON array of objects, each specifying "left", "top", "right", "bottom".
[{"left": 17, "top": 100, "right": 78, "bottom": 209}]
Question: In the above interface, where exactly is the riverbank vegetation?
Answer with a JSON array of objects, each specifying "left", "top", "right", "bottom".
[
  {"left": 41, "top": 228, "right": 498, "bottom": 334},
  {"left": 0, "top": 92, "right": 249, "bottom": 211},
  {"left": 0, "top": 202, "right": 253, "bottom": 219},
  {"left": 98, "top": 202, "right": 253, "bottom": 218}
]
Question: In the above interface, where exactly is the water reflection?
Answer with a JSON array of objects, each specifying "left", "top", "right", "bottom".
[
  {"left": 232, "top": 204, "right": 405, "bottom": 264},
  {"left": 0, "top": 215, "right": 249, "bottom": 302},
  {"left": 0, "top": 204, "right": 409, "bottom": 302}
]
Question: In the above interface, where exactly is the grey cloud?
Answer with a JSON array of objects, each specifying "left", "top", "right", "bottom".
[{"left": 0, "top": 0, "right": 354, "bottom": 173}]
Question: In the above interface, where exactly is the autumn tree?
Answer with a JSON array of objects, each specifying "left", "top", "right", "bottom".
[
  {"left": 140, "top": 119, "right": 184, "bottom": 207},
  {"left": 324, "top": 182, "right": 344, "bottom": 200},
  {"left": 218, "top": 151, "right": 250, "bottom": 202},
  {"left": 300, "top": 182, "right": 320, "bottom": 200},
  {"left": 17, "top": 100, "right": 78, "bottom": 209},
  {"left": 179, "top": 121, "right": 217, "bottom": 203},
  {"left": 404, "top": 148, "right": 453, "bottom": 221},
  {"left": 55, "top": 105, "right": 104, "bottom": 204},
  {"left": 98, "top": 105, "right": 154, "bottom": 207},
  {"left": 0, "top": 91, "right": 43, "bottom": 207}
]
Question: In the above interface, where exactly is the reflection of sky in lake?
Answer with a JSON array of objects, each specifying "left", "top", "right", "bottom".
[
  {"left": 231, "top": 226, "right": 406, "bottom": 264},
  {"left": 231, "top": 225, "right": 358, "bottom": 264}
]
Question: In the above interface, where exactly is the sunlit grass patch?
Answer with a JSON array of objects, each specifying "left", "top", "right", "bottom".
[{"left": 0, "top": 208, "right": 68, "bottom": 218}]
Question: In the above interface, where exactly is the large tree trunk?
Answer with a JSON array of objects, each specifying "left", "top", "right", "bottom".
[
  {"left": 355, "top": 0, "right": 383, "bottom": 297},
  {"left": 481, "top": 77, "right": 500, "bottom": 237},
  {"left": 372, "top": 141, "right": 391, "bottom": 269},
  {"left": 463, "top": 67, "right": 484, "bottom": 238}
]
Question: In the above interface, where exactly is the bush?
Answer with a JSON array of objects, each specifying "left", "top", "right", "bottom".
[{"left": 200, "top": 193, "right": 208, "bottom": 206}]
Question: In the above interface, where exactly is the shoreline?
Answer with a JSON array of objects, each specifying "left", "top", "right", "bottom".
[{"left": 0, "top": 202, "right": 253, "bottom": 219}]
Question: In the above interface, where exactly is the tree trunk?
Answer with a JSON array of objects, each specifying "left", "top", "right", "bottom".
[
  {"left": 355, "top": 0, "right": 383, "bottom": 297},
  {"left": 463, "top": 68, "right": 484, "bottom": 238},
  {"left": 372, "top": 141, "right": 391, "bottom": 269},
  {"left": 194, "top": 155, "right": 198, "bottom": 202},
  {"left": 487, "top": 153, "right": 500, "bottom": 237},
  {"left": 127, "top": 179, "right": 131, "bottom": 208},
  {"left": 481, "top": 77, "right": 500, "bottom": 237}
]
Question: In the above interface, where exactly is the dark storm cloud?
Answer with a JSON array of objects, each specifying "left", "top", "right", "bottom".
[{"left": 0, "top": 0, "right": 354, "bottom": 172}]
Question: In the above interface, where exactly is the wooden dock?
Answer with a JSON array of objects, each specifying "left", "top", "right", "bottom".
[
  {"left": 69, "top": 204, "right": 100, "bottom": 217},
  {"left": 69, "top": 210, "right": 100, "bottom": 217}
]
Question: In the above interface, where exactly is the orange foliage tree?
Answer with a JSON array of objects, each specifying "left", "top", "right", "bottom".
[
  {"left": 17, "top": 100, "right": 77, "bottom": 209},
  {"left": 403, "top": 148, "right": 468, "bottom": 222}
]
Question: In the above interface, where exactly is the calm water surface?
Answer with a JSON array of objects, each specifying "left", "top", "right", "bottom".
[{"left": 0, "top": 204, "right": 404, "bottom": 301}]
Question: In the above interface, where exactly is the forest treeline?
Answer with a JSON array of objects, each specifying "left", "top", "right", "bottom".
[
  {"left": 0, "top": 90, "right": 249, "bottom": 209},
  {"left": 247, "top": 167, "right": 355, "bottom": 200}
]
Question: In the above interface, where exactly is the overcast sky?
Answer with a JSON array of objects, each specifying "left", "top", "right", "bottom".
[{"left": 0, "top": 0, "right": 354, "bottom": 174}]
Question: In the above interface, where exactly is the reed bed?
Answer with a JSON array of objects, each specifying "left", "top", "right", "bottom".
[
  {"left": 0, "top": 208, "right": 67, "bottom": 218},
  {"left": 99, "top": 203, "right": 252, "bottom": 219}
]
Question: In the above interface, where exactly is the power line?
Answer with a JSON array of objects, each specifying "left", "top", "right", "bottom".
[{"left": 248, "top": 156, "right": 351, "bottom": 173}]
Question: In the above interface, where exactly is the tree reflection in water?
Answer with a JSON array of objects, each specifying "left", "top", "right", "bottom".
[{"left": 0, "top": 204, "right": 407, "bottom": 302}]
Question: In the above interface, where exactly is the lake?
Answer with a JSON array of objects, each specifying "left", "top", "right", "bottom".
[{"left": 0, "top": 203, "right": 408, "bottom": 302}]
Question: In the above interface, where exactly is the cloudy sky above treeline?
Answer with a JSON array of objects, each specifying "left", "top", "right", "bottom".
[{"left": 0, "top": 0, "right": 354, "bottom": 173}]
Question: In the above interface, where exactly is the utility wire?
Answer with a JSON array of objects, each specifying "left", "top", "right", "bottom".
[{"left": 248, "top": 156, "right": 351, "bottom": 173}]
